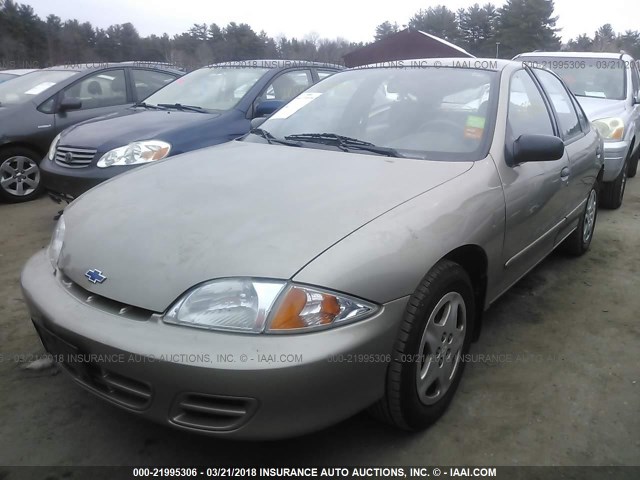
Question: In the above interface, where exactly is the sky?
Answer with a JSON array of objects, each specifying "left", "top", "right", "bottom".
[{"left": 21, "top": 0, "right": 640, "bottom": 44}]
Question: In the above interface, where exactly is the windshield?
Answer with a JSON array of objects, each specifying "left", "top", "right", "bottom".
[
  {"left": 0, "top": 73, "right": 17, "bottom": 83},
  {"left": 254, "top": 67, "right": 497, "bottom": 161},
  {"left": 521, "top": 56, "right": 627, "bottom": 100},
  {"left": 0, "top": 70, "right": 76, "bottom": 105},
  {"left": 144, "top": 67, "right": 270, "bottom": 111}
]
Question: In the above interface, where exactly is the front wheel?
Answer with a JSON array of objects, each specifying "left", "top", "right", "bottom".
[
  {"left": 370, "top": 260, "right": 475, "bottom": 430},
  {"left": 561, "top": 183, "right": 598, "bottom": 256},
  {"left": 0, "top": 147, "right": 43, "bottom": 203}
]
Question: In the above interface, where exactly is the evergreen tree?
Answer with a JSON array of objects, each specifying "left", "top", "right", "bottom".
[
  {"left": 374, "top": 21, "right": 399, "bottom": 41},
  {"left": 458, "top": 3, "right": 498, "bottom": 56},
  {"left": 495, "top": 0, "right": 561, "bottom": 58},
  {"left": 408, "top": 6, "right": 460, "bottom": 43}
]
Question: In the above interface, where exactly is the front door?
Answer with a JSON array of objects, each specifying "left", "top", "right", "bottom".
[
  {"left": 497, "top": 69, "right": 570, "bottom": 288},
  {"left": 54, "top": 68, "right": 131, "bottom": 137}
]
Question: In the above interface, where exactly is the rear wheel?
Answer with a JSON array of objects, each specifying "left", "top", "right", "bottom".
[
  {"left": 561, "top": 183, "right": 598, "bottom": 256},
  {"left": 370, "top": 260, "right": 474, "bottom": 430},
  {"left": 0, "top": 147, "right": 43, "bottom": 203},
  {"left": 600, "top": 158, "right": 627, "bottom": 209},
  {"left": 627, "top": 147, "right": 638, "bottom": 178}
]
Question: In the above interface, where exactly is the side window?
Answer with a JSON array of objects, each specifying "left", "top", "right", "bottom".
[
  {"left": 132, "top": 69, "right": 176, "bottom": 100},
  {"left": 631, "top": 62, "right": 640, "bottom": 99},
  {"left": 508, "top": 70, "right": 554, "bottom": 139},
  {"left": 62, "top": 69, "right": 127, "bottom": 110},
  {"left": 38, "top": 97, "right": 55, "bottom": 114},
  {"left": 261, "top": 70, "right": 313, "bottom": 103},
  {"left": 534, "top": 69, "right": 582, "bottom": 140},
  {"left": 317, "top": 70, "right": 336, "bottom": 81},
  {"left": 570, "top": 94, "right": 589, "bottom": 132}
]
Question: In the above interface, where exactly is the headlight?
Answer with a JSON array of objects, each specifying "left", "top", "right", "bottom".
[
  {"left": 163, "top": 279, "right": 378, "bottom": 333},
  {"left": 47, "top": 133, "right": 61, "bottom": 161},
  {"left": 96, "top": 140, "right": 171, "bottom": 168},
  {"left": 47, "top": 216, "right": 65, "bottom": 269},
  {"left": 592, "top": 117, "right": 624, "bottom": 140}
]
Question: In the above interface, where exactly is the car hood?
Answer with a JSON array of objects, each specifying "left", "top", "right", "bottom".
[
  {"left": 59, "top": 108, "right": 220, "bottom": 151},
  {"left": 576, "top": 97, "right": 628, "bottom": 121},
  {"left": 59, "top": 141, "right": 473, "bottom": 312}
]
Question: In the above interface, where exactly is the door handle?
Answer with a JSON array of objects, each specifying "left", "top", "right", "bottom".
[{"left": 560, "top": 166, "right": 570, "bottom": 181}]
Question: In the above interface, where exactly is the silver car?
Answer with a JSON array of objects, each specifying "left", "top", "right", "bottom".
[
  {"left": 21, "top": 59, "right": 603, "bottom": 439},
  {"left": 515, "top": 52, "right": 640, "bottom": 208}
]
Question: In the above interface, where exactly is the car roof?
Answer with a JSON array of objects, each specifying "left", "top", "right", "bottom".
[
  {"left": 204, "top": 59, "right": 344, "bottom": 70},
  {"left": 0, "top": 69, "right": 38, "bottom": 75},
  {"left": 43, "top": 62, "right": 183, "bottom": 74},
  {"left": 355, "top": 57, "right": 512, "bottom": 71},
  {"left": 516, "top": 51, "right": 635, "bottom": 61}
]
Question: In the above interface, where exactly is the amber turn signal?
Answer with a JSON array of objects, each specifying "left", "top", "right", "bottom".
[{"left": 269, "top": 287, "right": 341, "bottom": 330}]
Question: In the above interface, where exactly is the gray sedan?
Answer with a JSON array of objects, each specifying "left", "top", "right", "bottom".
[{"left": 21, "top": 59, "right": 603, "bottom": 439}]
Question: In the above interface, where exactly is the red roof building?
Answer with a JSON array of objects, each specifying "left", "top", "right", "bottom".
[{"left": 343, "top": 28, "right": 474, "bottom": 67}]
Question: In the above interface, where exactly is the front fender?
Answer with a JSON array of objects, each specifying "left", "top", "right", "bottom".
[{"left": 293, "top": 158, "right": 506, "bottom": 305}]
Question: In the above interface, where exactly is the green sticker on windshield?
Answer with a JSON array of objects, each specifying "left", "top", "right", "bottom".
[{"left": 466, "top": 115, "right": 486, "bottom": 129}]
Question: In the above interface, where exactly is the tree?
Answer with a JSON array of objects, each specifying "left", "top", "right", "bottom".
[
  {"left": 565, "top": 33, "right": 593, "bottom": 52},
  {"left": 374, "top": 21, "right": 399, "bottom": 41},
  {"left": 619, "top": 30, "right": 640, "bottom": 58},
  {"left": 458, "top": 3, "right": 498, "bottom": 56},
  {"left": 593, "top": 24, "right": 617, "bottom": 52},
  {"left": 409, "top": 6, "right": 460, "bottom": 43},
  {"left": 495, "top": 0, "right": 561, "bottom": 58}
]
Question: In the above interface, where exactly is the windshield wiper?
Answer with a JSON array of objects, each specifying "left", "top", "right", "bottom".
[
  {"left": 284, "top": 133, "right": 402, "bottom": 157},
  {"left": 251, "top": 128, "right": 302, "bottom": 147},
  {"left": 157, "top": 103, "right": 207, "bottom": 113},
  {"left": 132, "top": 102, "right": 165, "bottom": 110}
]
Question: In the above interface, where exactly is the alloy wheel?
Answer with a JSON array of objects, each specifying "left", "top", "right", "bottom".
[
  {"left": 416, "top": 291, "right": 466, "bottom": 405},
  {"left": 582, "top": 189, "right": 597, "bottom": 243},
  {"left": 0, "top": 156, "right": 40, "bottom": 197}
]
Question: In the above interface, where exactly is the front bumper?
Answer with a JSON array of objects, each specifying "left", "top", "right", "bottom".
[
  {"left": 21, "top": 251, "right": 407, "bottom": 439},
  {"left": 601, "top": 140, "right": 629, "bottom": 182},
  {"left": 40, "top": 159, "right": 128, "bottom": 199}
]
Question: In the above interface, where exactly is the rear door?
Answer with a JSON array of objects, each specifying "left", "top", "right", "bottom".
[
  {"left": 533, "top": 68, "right": 599, "bottom": 238},
  {"left": 499, "top": 69, "right": 570, "bottom": 280},
  {"left": 53, "top": 68, "right": 131, "bottom": 135}
]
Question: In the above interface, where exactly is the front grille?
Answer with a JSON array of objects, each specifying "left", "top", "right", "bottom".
[
  {"left": 57, "top": 271, "right": 154, "bottom": 321},
  {"left": 54, "top": 145, "right": 97, "bottom": 168},
  {"left": 170, "top": 393, "right": 258, "bottom": 431}
]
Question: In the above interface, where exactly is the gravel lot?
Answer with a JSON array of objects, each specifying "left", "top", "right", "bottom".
[{"left": 1, "top": 180, "right": 639, "bottom": 469}]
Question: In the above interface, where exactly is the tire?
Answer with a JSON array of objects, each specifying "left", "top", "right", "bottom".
[
  {"left": 600, "top": 158, "right": 627, "bottom": 209},
  {"left": 0, "top": 146, "right": 44, "bottom": 203},
  {"left": 370, "top": 260, "right": 475, "bottom": 430},
  {"left": 628, "top": 147, "right": 639, "bottom": 178},
  {"left": 560, "top": 183, "right": 598, "bottom": 256}
]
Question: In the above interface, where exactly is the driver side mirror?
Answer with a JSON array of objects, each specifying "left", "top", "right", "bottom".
[
  {"left": 58, "top": 97, "right": 82, "bottom": 112},
  {"left": 511, "top": 134, "right": 565, "bottom": 165},
  {"left": 250, "top": 117, "right": 267, "bottom": 130},
  {"left": 254, "top": 99, "right": 284, "bottom": 118}
]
